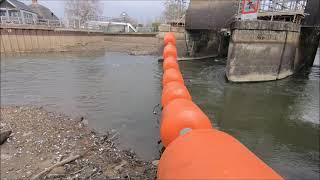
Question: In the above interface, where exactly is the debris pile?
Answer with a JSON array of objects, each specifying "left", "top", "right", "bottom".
[{"left": 1, "top": 106, "right": 157, "bottom": 179}]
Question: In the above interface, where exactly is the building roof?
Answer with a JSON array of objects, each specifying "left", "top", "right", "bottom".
[
  {"left": 28, "top": 3, "right": 58, "bottom": 20},
  {"left": 6, "top": 0, "right": 35, "bottom": 13}
]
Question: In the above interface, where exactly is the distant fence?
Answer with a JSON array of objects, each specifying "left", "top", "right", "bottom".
[{"left": 0, "top": 16, "right": 63, "bottom": 28}]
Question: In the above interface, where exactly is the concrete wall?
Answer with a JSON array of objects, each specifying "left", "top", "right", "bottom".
[
  {"left": 185, "top": 30, "right": 230, "bottom": 57},
  {"left": 226, "top": 20, "right": 301, "bottom": 82}
]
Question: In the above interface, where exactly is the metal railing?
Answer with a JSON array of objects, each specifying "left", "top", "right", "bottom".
[
  {"left": 0, "top": 16, "right": 63, "bottom": 28},
  {"left": 237, "top": 0, "right": 307, "bottom": 14},
  {"left": 259, "top": 0, "right": 307, "bottom": 13},
  {"left": 235, "top": 0, "right": 307, "bottom": 23}
]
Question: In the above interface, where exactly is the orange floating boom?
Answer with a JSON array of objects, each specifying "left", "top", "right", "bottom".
[
  {"left": 163, "top": 57, "right": 179, "bottom": 71},
  {"left": 161, "top": 81, "right": 192, "bottom": 107},
  {"left": 163, "top": 44, "right": 178, "bottom": 59},
  {"left": 160, "top": 99, "right": 212, "bottom": 147},
  {"left": 164, "top": 32, "right": 176, "bottom": 46},
  {"left": 158, "top": 129, "right": 283, "bottom": 180},
  {"left": 158, "top": 32, "right": 283, "bottom": 179},
  {"left": 162, "top": 68, "right": 184, "bottom": 87}
]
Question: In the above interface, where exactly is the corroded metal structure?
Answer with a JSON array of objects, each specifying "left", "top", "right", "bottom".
[
  {"left": 185, "top": 0, "right": 310, "bottom": 30},
  {"left": 298, "top": 0, "right": 320, "bottom": 68},
  {"left": 303, "top": 0, "right": 320, "bottom": 26},
  {"left": 185, "top": 0, "right": 238, "bottom": 30}
]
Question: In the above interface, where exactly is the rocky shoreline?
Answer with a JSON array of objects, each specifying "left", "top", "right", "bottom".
[{"left": 0, "top": 106, "right": 157, "bottom": 179}]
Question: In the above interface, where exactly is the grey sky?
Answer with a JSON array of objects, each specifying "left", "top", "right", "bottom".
[{"left": 20, "top": 0, "right": 167, "bottom": 23}]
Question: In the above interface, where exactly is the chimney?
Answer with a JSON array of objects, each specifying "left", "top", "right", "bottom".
[{"left": 32, "top": 0, "right": 37, "bottom": 4}]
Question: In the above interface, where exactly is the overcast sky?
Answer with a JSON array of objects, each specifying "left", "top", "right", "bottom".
[{"left": 20, "top": 0, "right": 169, "bottom": 24}]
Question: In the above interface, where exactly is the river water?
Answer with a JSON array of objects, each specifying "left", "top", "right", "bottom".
[{"left": 1, "top": 51, "right": 319, "bottom": 179}]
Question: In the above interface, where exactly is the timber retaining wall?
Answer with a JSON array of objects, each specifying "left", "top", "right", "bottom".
[{"left": 0, "top": 26, "right": 159, "bottom": 54}]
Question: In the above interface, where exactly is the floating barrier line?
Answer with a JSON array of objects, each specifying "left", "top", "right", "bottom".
[{"left": 157, "top": 32, "right": 283, "bottom": 180}]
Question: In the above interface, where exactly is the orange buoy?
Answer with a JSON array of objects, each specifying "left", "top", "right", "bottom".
[
  {"left": 163, "top": 57, "right": 179, "bottom": 71},
  {"left": 158, "top": 129, "right": 283, "bottom": 180},
  {"left": 162, "top": 68, "right": 184, "bottom": 86},
  {"left": 164, "top": 32, "right": 176, "bottom": 46},
  {"left": 160, "top": 99, "right": 212, "bottom": 147},
  {"left": 161, "top": 81, "right": 191, "bottom": 107},
  {"left": 163, "top": 44, "right": 177, "bottom": 59}
]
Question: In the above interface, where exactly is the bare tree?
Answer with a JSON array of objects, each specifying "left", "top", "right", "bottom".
[
  {"left": 163, "top": 0, "right": 187, "bottom": 23},
  {"left": 64, "top": 0, "right": 103, "bottom": 27}
]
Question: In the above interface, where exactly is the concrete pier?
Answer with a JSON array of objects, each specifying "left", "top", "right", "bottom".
[{"left": 226, "top": 20, "right": 300, "bottom": 82}]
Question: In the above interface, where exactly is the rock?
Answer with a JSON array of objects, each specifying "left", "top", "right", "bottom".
[
  {"left": 75, "top": 116, "right": 84, "bottom": 122},
  {"left": 26, "top": 171, "right": 32, "bottom": 177},
  {"left": 1, "top": 153, "right": 12, "bottom": 160},
  {"left": 82, "top": 119, "right": 89, "bottom": 126},
  {"left": 152, "top": 160, "right": 159, "bottom": 166},
  {"left": 22, "top": 131, "right": 33, "bottom": 137},
  {"left": 50, "top": 166, "right": 65, "bottom": 175},
  {"left": 0, "top": 130, "right": 12, "bottom": 145},
  {"left": 46, "top": 174, "right": 66, "bottom": 178},
  {"left": 114, "top": 160, "right": 128, "bottom": 171},
  {"left": 104, "top": 168, "right": 117, "bottom": 178}
]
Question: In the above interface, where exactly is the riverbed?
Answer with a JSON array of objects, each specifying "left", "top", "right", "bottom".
[{"left": 1, "top": 51, "right": 319, "bottom": 179}]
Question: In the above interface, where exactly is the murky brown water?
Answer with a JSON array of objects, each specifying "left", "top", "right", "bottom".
[{"left": 1, "top": 51, "right": 319, "bottom": 179}]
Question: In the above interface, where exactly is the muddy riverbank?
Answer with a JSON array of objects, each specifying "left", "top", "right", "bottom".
[{"left": 0, "top": 106, "right": 157, "bottom": 179}]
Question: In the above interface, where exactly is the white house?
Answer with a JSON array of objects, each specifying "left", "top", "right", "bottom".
[{"left": 0, "top": 0, "right": 38, "bottom": 24}]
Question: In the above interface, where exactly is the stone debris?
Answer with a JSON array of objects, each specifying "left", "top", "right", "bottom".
[
  {"left": 0, "top": 130, "right": 12, "bottom": 145},
  {"left": 1, "top": 106, "right": 157, "bottom": 179}
]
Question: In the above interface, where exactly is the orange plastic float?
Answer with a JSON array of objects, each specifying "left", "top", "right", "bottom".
[
  {"left": 162, "top": 68, "right": 184, "bottom": 86},
  {"left": 161, "top": 81, "right": 191, "bottom": 107},
  {"left": 157, "top": 129, "right": 283, "bottom": 180},
  {"left": 164, "top": 32, "right": 176, "bottom": 46},
  {"left": 160, "top": 99, "right": 212, "bottom": 147},
  {"left": 163, "top": 44, "right": 177, "bottom": 59},
  {"left": 163, "top": 56, "right": 179, "bottom": 71},
  {"left": 158, "top": 28, "right": 283, "bottom": 180}
]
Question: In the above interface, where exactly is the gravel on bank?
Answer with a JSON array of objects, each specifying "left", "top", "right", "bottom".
[{"left": 0, "top": 106, "right": 157, "bottom": 179}]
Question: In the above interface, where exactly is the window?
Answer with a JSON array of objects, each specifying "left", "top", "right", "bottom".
[
  {"left": 0, "top": 10, "right": 6, "bottom": 17},
  {"left": 24, "top": 12, "right": 31, "bottom": 18},
  {"left": 9, "top": 11, "right": 20, "bottom": 17}
]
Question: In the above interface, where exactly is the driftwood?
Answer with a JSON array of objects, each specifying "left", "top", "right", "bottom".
[
  {"left": 31, "top": 154, "right": 82, "bottom": 180},
  {"left": 0, "top": 130, "right": 12, "bottom": 145}
]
